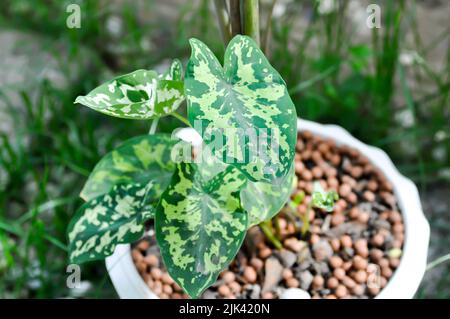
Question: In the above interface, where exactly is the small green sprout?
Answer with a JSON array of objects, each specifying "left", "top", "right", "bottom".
[{"left": 288, "top": 181, "right": 339, "bottom": 237}]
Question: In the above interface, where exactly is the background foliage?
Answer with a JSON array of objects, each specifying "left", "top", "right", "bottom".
[{"left": 0, "top": 0, "right": 448, "bottom": 298}]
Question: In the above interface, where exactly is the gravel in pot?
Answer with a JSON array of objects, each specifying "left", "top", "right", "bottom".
[{"left": 131, "top": 131, "right": 404, "bottom": 299}]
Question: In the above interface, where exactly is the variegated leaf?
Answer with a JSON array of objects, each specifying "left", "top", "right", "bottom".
[
  {"left": 75, "top": 62, "right": 184, "bottom": 119},
  {"left": 160, "top": 59, "right": 183, "bottom": 81},
  {"left": 196, "top": 146, "right": 294, "bottom": 228},
  {"left": 80, "top": 134, "right": 188, "bottom": 207},
  {"left": 241, "top": 162, "right": 295, "bottom": 227},
  {"left": 185, "top": 35, "right": 297, "bottom": 183},
  {"left": 68, "top": 182, "right": 153, "bottom": 264},
  {"left": 155, "top": 162, "right": 248, "bottom": 298},
  {"left": 311, "top": 181, "right": 339, "bottom": 212}
]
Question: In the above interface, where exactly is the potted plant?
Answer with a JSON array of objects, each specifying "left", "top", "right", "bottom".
[{"left": 67, "top": 0, "right": 429, "bottom": 299}]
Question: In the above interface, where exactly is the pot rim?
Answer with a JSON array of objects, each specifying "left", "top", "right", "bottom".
[{"left": 105, "top": 118, "right": 430, "bottom": 299}]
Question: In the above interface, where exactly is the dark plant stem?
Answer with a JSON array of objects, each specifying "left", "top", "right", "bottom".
[
  {"left": 214, "top": 0, "right": 231, "bottom": 45},
  {"left": 262, "top": 0, "right": 277, "bottom": 53},
  {"left": 230, "top": 0, "right": 242, "bottom": 37}
]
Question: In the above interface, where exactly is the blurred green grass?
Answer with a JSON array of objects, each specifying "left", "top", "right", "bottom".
[{"left": 0, "top": 0, "right": 449, "bottom": 298}]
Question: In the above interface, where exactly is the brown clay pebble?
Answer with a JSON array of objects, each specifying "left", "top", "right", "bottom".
[
  {"left": 160, "top": 293, "right": 169, "bottom": 299},
  {"left": 353, "top": 255, "right": 368, "bottom": 270},
  {"left": 312, "top": 166, "right": 323, "bottom": 178},
  {"left": 132, "top": 250, "right": 143, "bottom": 262},
  {"left": 371, "top": 233, "right": 385, "bottom": 247},
  {"left": 172, "top": 293, "right": 182, "bottom": 299},
  {"left": 310, "top": 234, "right": 320, "bottom": 245},
  {"left": 151, "top": 268, "right": 162, "bottom": 280},
  {"left": 144, "top": 254, "right": 159, "bottom": 267},
  {"left": 352, "top": 285, "right": 365, "bottom": 296},
  {"left": 339, "top": 184, "right": 351, "bottom": 198},
  {"left": 389, "top": 211, "right": 402, "bottom": 223},
  {"left": 354, "top": 238, "right": 369, "bottom": 257},
  {"left": 333, "top": 268, "right": 346, "bottom": 280},
  {"left": 349, "top": 207, "right": 360, "bottom": 219},
  {"left": 161, "top": 272, "right": 174, "bottom": 285},
  {"left": 326, "top": 294, "right": 337, "bottom": 299},
  {"left": 312, "top": 275, "right": 324, "bottom": 289},
  {"left": 363, "top": 191, "right": 375, "bottom": 202},
  {"left": 286, "top": 277, "right": 300, "bottom": 288},
  {"left": 136, "top": 261, "right": 147, "bottom": 274},
  {"left": 379, "top": 258, "right": 389, "bottom": 268},
  {"left": 327, "top": 277, "right": 339, "bottom": 289},
  {"left": 368, "top": 286, "right": 380, "bottom": 296},
  {"left": 282, "top": 268, "right": 294, "bottom": 280},
  {"left": 137, "top": 240, "right": 150, "bottom": 251},
  {"left": 342, "top": 276, "right": 356, "bottom": 289},
  {"left": 229, "top": 281, "right": 241, "bottom": 294},
  {"left": 331, "top": 213, "right": 345, "bottom": 226},
  {"left": 261, "top": 291, "right": 275, "bottom": 299},
  {"left": 218, "top": 285, "right": 231, "bottom": 297},
  {"left": 370, "top": 249, "right": 384, "bottom": 262},
  {"left": 381, "top": 267, "right": 393, "bottom": 278},
  {"left": 250, "top": 257, "right": 264, "bottom": 271},
  {"left": 353, "top": 270, "right": 367, "bottom": 284},
  {"left": 301, "top": 170, "right": 313, "bottom": 181},
  {"left": 389, "top": 258, "right": 400, "bottom": 268},
  {"left": 367, "top": 180, "right": 378, "bottom": 192},
  {"left": 330, "top": 238, "right": 341, "bottom": 252},
  {"left": 153, "top": 281, "right": 162, "bottom": 295},
  {"left": 342, "top": 261, "right": 353, "bottom": 271},
  {"left": 347, "top": 192, "right": 357, "bottom": 204},
  {"left": 335, "top": 285, "right": 348, "bottom": 298},
  {"left": 243, "top": 266, "right": 257, "bottom": 283},
  {"left": 350, "top": 166, "right": 363, "bottom": 179},
  {"left": 357, "top": 212, "right": 370, "bottom": 224},
  {"left": 340, "top": 235, "right": 353, "bottom": 248},
  {"left": 284, "top": 238, "right": 303, "bottom": 253},
  {"left": 222, "top": 271, "right": 235, "bottom": 284},
  {"left": 163, "top": 284, "right": 173, "bottom": 295},
  {"left": 259, "top": 247, "right": 272, "bottom": 259},
  {"left": 329, "top": 255, "right": 344, "bottom": 269}
]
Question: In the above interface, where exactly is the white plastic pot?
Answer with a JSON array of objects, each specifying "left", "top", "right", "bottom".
[{"left": 105, "top": 119, "right": 430, "bottom": 299}]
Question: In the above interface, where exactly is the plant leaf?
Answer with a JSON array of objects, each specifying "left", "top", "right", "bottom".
[
  {"left": 185, "top": 35, "right": 297, "bottom": 183},
  {"left": 311, "top": 182, "right": 339, "bottom": 212},
  {"left": 160, "top": 59, "right": 183, "bottom": 81},
  {"left": 80, "top": 134, "right": 189, "bottom": 205},
  {"left": 75, "top": 64, "right": 184, "bottom": 119},
  {"left": 155, "top": 162, "right": 248, "bottom": 298},
  {"left": 241, "top": 162, "right": 295, "bottom": 227},
  {"left": 68, "top": 182, "right": 153, "bottom": 264}
]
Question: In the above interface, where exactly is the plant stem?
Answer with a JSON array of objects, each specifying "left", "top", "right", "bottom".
[
  {"left": 170, "top": 112, "right": 191, "bottom": 127},
  {"left": 148, "top": 118, "right": 159, "bottom": 135},
  {"left": 259, "top": 220, "right": 282, "bottom": 249},
  {"left": 300, "top": 203, "right": 312, "bottom": 237},
  {"left": 229, "top": 0, "right": 242, "bottom": 37},
  {"left": 214, "top": 0, "right": 231, "bottom": 45},
  {"left": 262, "top": 0, "right": 277, "bottom": 53},
  {"left": 427, "top": 253, "right": 450, "bottom": 271},
  {"left": 243, "top": 0, "right": 260, "bottom": 46}
]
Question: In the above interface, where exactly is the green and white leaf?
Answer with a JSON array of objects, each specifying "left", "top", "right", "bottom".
[
  {"left": 155, "top": 162, "right": 248, "bottom": 298},
  {"left": 80, "top": 134, "right": 189, "bottom": 205},
  {"left": 311, "top": 181, "right": 339, "bottom": 212},
  {"left": 241, "top": 162, "right": 295, "bottom": 227},
  {"left": 76, "top": 63, "right": 184, "bottom": 119},
  {"left": 185, "top": 35, "right": 297, "bottom": 183},
  {"left": 68, "top": 182, "right": 154, "bottom": 264},
  {"left": 160, "top": 59, "right": 183, "bottom": 81}
]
